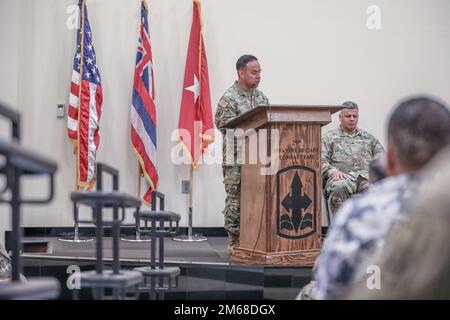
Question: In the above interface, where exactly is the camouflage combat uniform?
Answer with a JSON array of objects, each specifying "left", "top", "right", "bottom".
[
  {"left": 215, "top": 81, "right": 269, "bottom": 237},
  {"left": 322, "top": 126, "right": 384, "bottom": 216}
]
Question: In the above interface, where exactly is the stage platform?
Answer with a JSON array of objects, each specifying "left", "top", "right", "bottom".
[
  {"left": 12, "top": 233, "right": 314, "bottom": 300},
  {"left": 21, "top": 235, "right": 231, "bottom": 265}
]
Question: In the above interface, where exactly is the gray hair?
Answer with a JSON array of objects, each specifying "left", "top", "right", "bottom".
[
  {"left": 387, "top": 96, "right": 450, "bottom": 168},
  {"left": 341, "top": 101, "right": 359, "bottom": 109}
]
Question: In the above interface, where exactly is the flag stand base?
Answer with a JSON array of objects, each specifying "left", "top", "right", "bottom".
[
  {"left": 58, "top": 236, "right": 94, "bottom": 243},
  {"left": 121, "top": 234, "right": 151, "bottom": 242},
  {"left": 58, "top": 221, "right": 94, "bottom": 243},
  {"left": 172, "top": 234, "right": 207, "bottom": 242},
  {"left": 174, "top": 165, "right": 207, "bottom": 242}
]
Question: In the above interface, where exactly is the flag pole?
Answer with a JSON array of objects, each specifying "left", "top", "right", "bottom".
[
  {"left": 187, "top": 165, "right": 193, "bottom": 238},
  {"left": 120, "top": 161, "right": 151, "bottom": 242},
  {"left": 58, "top": 0, "right": 93, "bottom": 243},
  {"left": 173, "top": 163, "right": 207, "bottom": 242},
  {"left": 173, "top": 0, "right": 209, "bottom": 242},
  {"left": 58, "top": 161, "right": 94, "bottom": 243},
  {"left": 137, "top": 163, "right": 141, "bottom": 198},
  {"left": 76, "top": 0, "right": 86, "bottom": 191},
  {"left": 124, "top": 0, "right": 154, "bottom": 242}
]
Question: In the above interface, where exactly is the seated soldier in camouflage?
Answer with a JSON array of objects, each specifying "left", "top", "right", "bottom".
[
  {"left": 214, "top": 55, "right": 269, "bottom": 254},
  {"left": 322, "top": 101, "right": 384, "bottom": 218}
]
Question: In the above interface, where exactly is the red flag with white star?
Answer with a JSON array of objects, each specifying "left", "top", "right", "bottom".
[{"left": 178, "top": 0, "right": 214, "bottom": 167}]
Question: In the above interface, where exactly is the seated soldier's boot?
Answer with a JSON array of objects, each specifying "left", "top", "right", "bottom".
[{"left": 227, "top": 231, "right": 239, "bottom": 255}]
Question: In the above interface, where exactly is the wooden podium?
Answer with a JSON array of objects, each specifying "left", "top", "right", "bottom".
[{"left": 223, "top": 105, "right": 343, "bottom": 265}]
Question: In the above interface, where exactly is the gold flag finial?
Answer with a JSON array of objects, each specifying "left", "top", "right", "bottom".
[{"left": 142, "top": 0, "right": 149, "bottom": 11}]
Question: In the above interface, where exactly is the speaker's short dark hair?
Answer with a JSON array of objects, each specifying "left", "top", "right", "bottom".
[
  {"left": 236, "top": 55, "right": 258, "bottom": 71},
  {"left": 388, "top": 96, "right": 450, "bottom": 168}
]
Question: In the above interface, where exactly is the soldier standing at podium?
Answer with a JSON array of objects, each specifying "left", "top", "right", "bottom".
[{"left": 215, "top": 55, "right": 269, "bottom": 254}]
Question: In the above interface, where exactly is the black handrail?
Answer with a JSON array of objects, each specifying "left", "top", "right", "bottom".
[
  {"left": 0, "top": 140, "right": 57, "bottom": 281},
  {"left": 96, "top": 162, "right": 119, "bottom": 191},
  {"left": 0, "top": 101, "right": 21, "bottom": 140}
]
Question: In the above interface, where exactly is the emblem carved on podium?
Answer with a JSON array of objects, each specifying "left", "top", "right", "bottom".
[{"left": 276, "top": 166, "right": 317, "bottom": 239}]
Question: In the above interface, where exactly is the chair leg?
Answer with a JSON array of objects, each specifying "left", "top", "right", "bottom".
[
  {"left": 72, "top": 288, "right": 80, "bottom": 300},
  {"left": 92, "top": 287, "right": 104, "bottom": 300},
  {"left": 150, "top": 277, "right": 156, "bottom": 300}
]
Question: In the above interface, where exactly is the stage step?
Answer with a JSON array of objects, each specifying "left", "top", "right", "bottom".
[
  {"left": 17, "top": 234, "right": 314, "bottom": 300},
  {"left": 22, "top": 259, "right": 312, "bottom": 300}
]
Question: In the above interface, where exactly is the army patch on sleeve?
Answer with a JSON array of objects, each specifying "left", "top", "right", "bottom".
[{"left": 218, "top": 98, "right": 228, "bottom": 108}]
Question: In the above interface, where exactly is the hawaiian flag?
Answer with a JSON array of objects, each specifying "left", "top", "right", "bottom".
[
  {"left": 67, "top": 0, "right": 103, "bottom": 189},
  {"left": 130, "top": 0, "right": 158, "bottom": 205},
  {"left": 178, "top": 0, "right": 215, "bottom": 167}
]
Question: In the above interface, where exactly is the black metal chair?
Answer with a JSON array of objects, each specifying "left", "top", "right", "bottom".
[
  {"left": 0, "top": 102, "right": 60, "bottom": 299},
  {"left": 71, "top": 190, "right": 143, "bottom": 300},
  {"left": 134, "top": 192, "right": 181, "bottom": 300},
  {"left": 59, "top": 162, "right": 120, "bottom": 243},
  {"left": 120, "top": 199, "right": 152, "bottom": 243},
  {"left": 57, "top": 203, "right": 95, "bottom": 243},
  {"left": 69, "top": 163, "right": 144, "bottom": 300}
]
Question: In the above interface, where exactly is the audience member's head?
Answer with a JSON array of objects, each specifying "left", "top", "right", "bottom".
[
  {"left": 386, "top": 96, "right": 450, "bottom": 176},
  {"left": 349, "top": 147, "right": 450, "bottom": 299},
  {"left": 368, "top": 153, "right": 387, "bottom": 185}
]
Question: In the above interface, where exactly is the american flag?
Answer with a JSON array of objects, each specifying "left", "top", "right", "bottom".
[
  {"left": 130, "top": 0, "right": 158, "bottom": 205},
  {"left": 67, "top": 0, "right": 103, "bottom": 189}
]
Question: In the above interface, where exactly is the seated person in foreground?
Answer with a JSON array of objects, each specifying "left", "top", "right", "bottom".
[
  {"left": 314, "top": 96, "right": 450, "bottom": 300},
  {"left": 296, "top": 152, "right": 387, "bottom": 300},
  {"left": 349, "top": 147, "right": 450, "bottom": 299}
]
